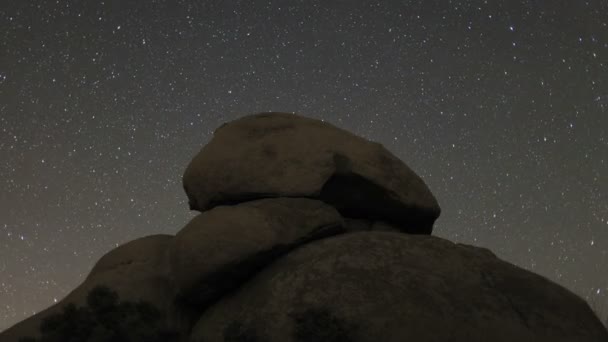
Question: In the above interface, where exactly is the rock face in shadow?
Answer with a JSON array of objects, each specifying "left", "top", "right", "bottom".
[
  {"left": 0, "top": 235, "right": 174, "bottom": 342},
  {"left": 169, "top": 197, "right": 344, "bottom": 307},
  {"left": 2, "top": 112, "right": 606, "bottom": 342},
  {"left": 190, "top": 232, "right": 608, "bottom": 342},
  {"left": 183, "top": 112, "right": 441, "bottom": 234}
]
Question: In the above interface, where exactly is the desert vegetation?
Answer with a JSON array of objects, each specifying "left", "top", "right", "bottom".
[
  {"left": 219, "top": 307, "right": 358, "bottom": 342},
  {"left": 19, "top": 286, "right": 178, "bottom": 342}
]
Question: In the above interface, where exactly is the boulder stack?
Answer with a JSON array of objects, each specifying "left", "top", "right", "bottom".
[
  {"left": 169, "top": 197, "right": 344, "bottom": 306},
  {"left": 183, "top": 112, "right": 441, "bottom": 234},
  {"left": 2, "top": 112, "right": 606, "bottom": 342}
]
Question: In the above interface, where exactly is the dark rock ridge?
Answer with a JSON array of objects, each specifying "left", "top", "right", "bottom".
[{"left": 2, "top": 112, "right": 606, "bottom": 342}]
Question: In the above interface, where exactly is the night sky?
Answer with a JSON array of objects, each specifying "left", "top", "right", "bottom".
[{"left": 1, "top": 0, "right": 607, "bottom": 331}]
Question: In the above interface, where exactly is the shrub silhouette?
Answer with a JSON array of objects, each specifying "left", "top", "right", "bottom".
[
  {"left": 290, "top": 307, "right": 358, "bottom": 342},
  {"left": 19, "top": 285, "right": 178, "bottom": 342},
  {"left": 215, "top": 307, "right": 358, "bottom": 342},
  {"left": 223, "top": 320, "right": 261, "bottom": 342}
]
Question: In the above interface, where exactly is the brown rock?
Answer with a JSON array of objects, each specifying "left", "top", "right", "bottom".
[
  {"left": 183, "top": 112, "right": 440, "bottom": 234},
  {"left": 190, "top": 231, "right": 608, "bottom": 342},
  {"left": 168, "top": 197, "right": 344, "bottom": 307}
]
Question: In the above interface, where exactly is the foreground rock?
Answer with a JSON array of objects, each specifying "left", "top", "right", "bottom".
[
  {"left": 191, "top": 231, "right": 608, "bottom": 342},
  {"left": 183, "top": 112, "right": 441, "bottom": 234},
  {"left": 169, "top": 197, "right": 344, "bottom": 306},
  {"left": 0, "top": 235, "right": 174, "bottom": 342}
]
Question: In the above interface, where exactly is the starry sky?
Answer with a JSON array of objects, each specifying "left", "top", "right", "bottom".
[{"left": 1, "top": 0, "right": 607, "bottom": 331}]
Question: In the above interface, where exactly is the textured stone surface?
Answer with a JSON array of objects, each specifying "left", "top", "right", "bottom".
[
  {"left": 183, "top": 112, "right": 440, "bottom": 234},
  {"left": 342, "top": 217, "right": 373, "bottom": 232},
  {"left": 190, "top": 231, "right": 608, "bottom": 342},
  {"left": 87, "top": 234, "right": 172, "bottom": 279},
  {"left": 169, "top": 197, "right": 344, "bottom": 307},
  {"left": 342, "top": 218, "right": 401, "bottom": 233}
]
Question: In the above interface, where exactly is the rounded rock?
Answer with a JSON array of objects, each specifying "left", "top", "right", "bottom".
[
  {"left": 183, "top": 112, "right": 440, "bottom": 234},
  {"left": 169, "top": 197, "right": 344, "bottom": 306},
  {"left": 191, "top": 231, "right": 608, "bottom": 342}
]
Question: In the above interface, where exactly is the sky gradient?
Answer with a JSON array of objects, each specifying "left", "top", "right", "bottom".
[{"left": 1, "top": 0, "right": 607, "bottom": 331}]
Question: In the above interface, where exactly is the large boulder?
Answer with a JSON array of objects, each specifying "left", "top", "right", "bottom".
[
  {"left": 0, "top": 234, "right": 174, "bottom": 342},
  {"left": 169, "top": 197, "right": 344, "bottom": 307},
  {"left": 82, "top": 234, "right": 174, "bottom": 310},
  {"left": 190, "top": 231, "right": 608, "bottom": 342},
  {"left": 183, "top": 112, "right": 440, "bottom": 234}
]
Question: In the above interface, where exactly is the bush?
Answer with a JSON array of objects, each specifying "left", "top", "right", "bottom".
[
  {"left": 290, "top": 307, "right": 358, "bottom": 342},
  {"left": 223, "top": 320, "right": 261, "bottom": 342},
  {"left": 217, "top": 307, "right": 358, "bottom": 342},
  {"left": 19, "top": 286, "right": 179, "bottom": 342}
]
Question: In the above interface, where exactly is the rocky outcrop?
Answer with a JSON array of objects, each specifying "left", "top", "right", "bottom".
[
  {"left": 183, "top": 112, "right": 441, "bottom": 234},
  {"left": 1, "top": 235, "right": 173, "bottom": 341},
  {"left": 82, "top": 234, "right": 174, "bottom": 310},
  {"left": 169, "top": 197, "right": 344, "bottom": 307},
  {"left": 2, "top": 112, "right": 606, "bottom": 342},
  {"left": 191, "top": 231, "right": 607, "bottom": 342}
]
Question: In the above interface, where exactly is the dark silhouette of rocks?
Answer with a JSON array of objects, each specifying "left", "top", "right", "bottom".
[{"left": 2, "top": 112, "right": 607, "bottom": 342}]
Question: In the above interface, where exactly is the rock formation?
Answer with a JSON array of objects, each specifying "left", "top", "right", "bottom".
[
  {"left": 0, "top": 235, "right": 174, "bottom": 341},
  {"left": 169, "top": 197, "right": 344, "bottom": 307},
  {"left": 191, "top": 231, "right": 605, "bottom": 342},
  {"left": 183, "top": 112, "right": 441, "bottom": 234},
  {"left": 2, "top": 112, "right": 606, "bottom": 342}
]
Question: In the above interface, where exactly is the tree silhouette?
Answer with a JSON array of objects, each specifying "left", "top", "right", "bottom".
[
  {"left": 290, "top": 307, "right": 358, "bottom": 342},
  {"left": 19, "top": 285, "right": 179, "bottom": 342}
]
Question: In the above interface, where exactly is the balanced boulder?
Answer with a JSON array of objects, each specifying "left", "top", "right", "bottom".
[
  {"left": 190, "top": 231, "right": 608, "bottom": 342},
  {"left": 183, "top": 112, "right": 440, "bottom": 234}
]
